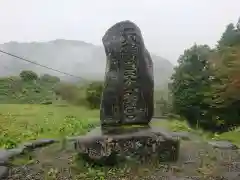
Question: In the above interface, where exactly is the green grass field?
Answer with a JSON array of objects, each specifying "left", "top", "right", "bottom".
[
  {"left": 0, "top": 104, "right": 239, "bottom": 150},
  {"left": 152, "top": 118, "right": 240, "bottom": 145},
  {"left": 0, "top": 77, "right": 58, "bottom": 104},
  {"left": 0, "top": 104, "right": 99, "bottom": 148},
  {"left": 1, "top": 104, "right": 240, "bottom": 179}
]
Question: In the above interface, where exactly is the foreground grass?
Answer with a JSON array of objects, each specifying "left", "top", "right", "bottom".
[
  {"left": 0, "top": 104, "right": 99, "bottom": 148},
  {"left": 1, "top": 104, "right": 239, "bottom": 179},
  {"left": 152, "top": 119, "right": 240, "bottom": 145},
  {"left": 1, "top": 103, "right": 239, "bottom": 149}
]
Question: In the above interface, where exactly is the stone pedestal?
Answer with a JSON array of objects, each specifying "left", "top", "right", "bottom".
[{"left": 74, "top": 125, "right": 179, "bottom": 165}]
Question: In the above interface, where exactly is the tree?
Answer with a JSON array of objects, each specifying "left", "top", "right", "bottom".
[
  {"left": 203, "top": 19, "right": 240, "bottom": 131},
  {"left": 155, "top": 98, "right": 171, "bottom": 116},
  {"left": 54, "top": 83, "right": 79, "bottom": 103},
  {"left": 208, "top": 45, "right": 240, "bottom": 129},
  {"left": 85, "top": 81, "right": 103, "bottom": 109},
  {"left": 237, "top": 17, "right": 240, "bottom": 30},
  {"left": 40, "top": 74, "right": 60, "bottom": 83},
  {"left": 171, "top": 44, "right": 212, "bottom": 128},
  {"left": 19, "top": 70, "right": 38, "bottom": 81},
  {"left": 218, "top": 23, "right": 240, "bottom": 48},
  {"left": 154, "top": 88, "right": 173, "bottom": 116},
  {"left": 171, "top": 18, "right": 240, "bottom": 132}
]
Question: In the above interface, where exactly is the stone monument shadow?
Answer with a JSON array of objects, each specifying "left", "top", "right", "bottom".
[{"left": 74, "top": 20, "right": 179, "bottom": 165}]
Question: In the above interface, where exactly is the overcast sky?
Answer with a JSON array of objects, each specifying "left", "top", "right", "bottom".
[{"left": 0, "top": 0, "right": 239, "bottom": 64}]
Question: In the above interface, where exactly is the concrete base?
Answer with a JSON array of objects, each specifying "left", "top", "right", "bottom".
[{"left": 74, "top": 125, "right": 180, "bottom": 165}]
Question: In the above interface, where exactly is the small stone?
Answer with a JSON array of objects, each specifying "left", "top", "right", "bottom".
[
  {"left": 171, "top": 132, "right": 191, "bottom": 140},
  {"left": 66, "top": 136, "right": 83, "bottom": 141},
  {"left": 164, "top": 176, "right": 194, "bottom": 180},
  {"left": 0, "top": 149, "right": 11, "bottom": 162},
  {"left": 0, "top": 160, "right": 12, "bottom": 167},
  {"left": 208, "top": 141, "right": 238, "bottom": 149},
  {"left": 0, "top": 161, "right": 6, "bottom": 166},
  {"left": 8, "top": 147, "right": 25, "bottom": 157},
  {"left": 22, "top": 139, "right": 58, "bottom": 150},
  {"left": 0, "top": 166, "right": 8, "bottom": 179},
  {"left": 222, "top": 172, "right": 240, "bottom": 180}
]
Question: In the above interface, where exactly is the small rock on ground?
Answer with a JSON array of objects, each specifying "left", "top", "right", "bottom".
[
  {"left": 0, "top": 149, "right": 13, "bottom": 162},
  {"left": 0, "top": 166, "right": 9, "bottom": 179},
  {"left": 2, "top": 140, "right": 240, "bottom": 180},
  {"left": 21, "top": 139, "right": 58, "bottom": 150},
  {"left": 208, "top": 140, "right": 239, "bottom": 150}
]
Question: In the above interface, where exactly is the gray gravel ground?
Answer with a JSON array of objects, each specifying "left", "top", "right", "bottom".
[{"left": 2, "top": 139, "right": 240, "bottom": 180}]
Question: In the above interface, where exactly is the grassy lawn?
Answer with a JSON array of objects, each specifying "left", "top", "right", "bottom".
[
  {"left": 152, "top": 119, "right": 240, "bottom": 145},
  {"left": 1, "top": 104, "right": 239, "bottom": 149},
  {"left": 0, "top": 104, "right": 99, "bottom": 148},
  {"left": 1, "top": 104, "right": 239, "bottom": 179}
]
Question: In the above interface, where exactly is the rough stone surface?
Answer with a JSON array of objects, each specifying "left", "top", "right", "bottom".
[
  {"left": 7, "top": 148, "right": 25, "bottom": 157},
  {"left": 0, "top": 139, "right": 58, "bottom": 169},
  {"left": 208, "top": 140, "right": 239, "bottom": 149},
  {"left": 0, "top": 166, "right": 8, "bottom": 179},
  {"left": 100, "top": 20, "right": 154, "bottom": 126},
  {"left": 0, "top": 161, "right": 12, "bottom": 167},
  {"left": 3, "top": 140, "right": 240, "bottom": 179},
  {"left": 222, "top": 172, "right": 240, "bottom": 180},
  {"left": 21, "top": 139, "right": 58, "bottom": 150},
  {"left": 170, "top": 132, "right": 190, "bottom": 140},
  {"left": 0, "top": 161, "right": 5, "bottom": 166},
  {"left": 74, "top": 126, "right": 179, "bottom": 164},
  {"left": 0, "top": 150, "right": 11, "bottom": 162},
  {"left": 170, "top": 132, "right": 198, "bottom": 141}
]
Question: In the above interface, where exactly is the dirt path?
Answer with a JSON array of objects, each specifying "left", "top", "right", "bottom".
[{"left": 4, "top": 139, "right": 240, "bottom": 180}]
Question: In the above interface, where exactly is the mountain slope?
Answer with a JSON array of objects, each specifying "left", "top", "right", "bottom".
[{"left": 0, "top": 39, "right": 174, "bottom": 86}]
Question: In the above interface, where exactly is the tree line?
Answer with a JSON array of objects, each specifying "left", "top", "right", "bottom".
[
  {"left": 0, "top": 70, "right": 103, "bottom": 108},
  {"left": 170, "top": 18, "right": 240, "bottom": 132}
]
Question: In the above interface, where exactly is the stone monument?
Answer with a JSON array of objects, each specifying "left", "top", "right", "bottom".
[
  {"left": 100, "top": 20, "right": 154, "bottom": 126},
  {"left": 74, "top": 20, "right": 179, "bottom": 164}
]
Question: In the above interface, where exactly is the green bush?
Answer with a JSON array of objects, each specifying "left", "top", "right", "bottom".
[
  {"left": 155, "top": 98, "right": 172, "bottom": 116},
  {"left": 1, "top": 72, "right": 102, "bottom": 108},
  {"left": 40, "top": 74, "right": 60, "bottom": 83},
  {"left": 19, "top": 70, "right": 38, "bottom": 81},
  {"left": 54, "top": 83, "right": 79, "bottom": 102},
  {"left": 85, "top": 81, "right": 103, "bottom": 109}
]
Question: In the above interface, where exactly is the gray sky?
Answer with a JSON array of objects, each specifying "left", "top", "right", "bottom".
[{"left": 0, "top": 0, "right": 239, "bottom": 64}]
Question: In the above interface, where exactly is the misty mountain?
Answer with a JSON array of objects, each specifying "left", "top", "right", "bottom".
[{"left": 0, "top": 39, "right": 174, "bottom": 87}]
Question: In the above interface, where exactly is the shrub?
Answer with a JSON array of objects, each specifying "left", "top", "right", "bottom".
[
  {"left": 40, "top": 74, "right": 60, "bottom": 83},
  {"left": 85, "top": 81, "right": 103, "bottom": 109},
  {"left": 54, "top": 83, "right": 79, "bottom": 102},
  {"left": 19, "top": 70, "right": 38, "bottom": 81},
  {"left": 155, "top": 98, "right": 172, "bottom": 116}
]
